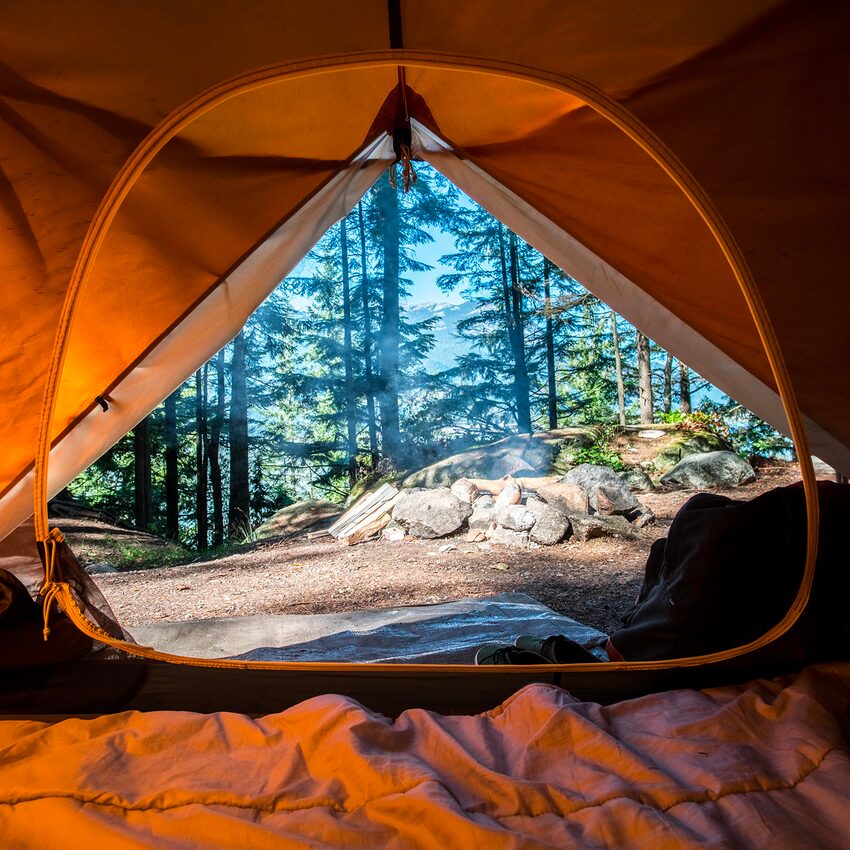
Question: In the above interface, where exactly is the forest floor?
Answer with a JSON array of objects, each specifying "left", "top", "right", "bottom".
[{"left": 81, "top": 464, "right": 815, "bottom": 637}]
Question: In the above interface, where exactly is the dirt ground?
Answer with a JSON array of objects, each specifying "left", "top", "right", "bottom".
[{"left": 88, "top": 465, "right": 812, "bottom": 637}]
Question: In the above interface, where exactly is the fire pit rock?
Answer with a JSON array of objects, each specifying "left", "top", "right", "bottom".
[
  {"left": 494, "top": 504, "right": 536, "bottom": 532},
  {"left": 468, "top": 495, "right": 497, "bottom": 530},
  {"left": 450, "top": 478, "right": 479, "bottom": 504},
  {"left": 660, "top": 451, "right": 755, "bottom": 489},
  {"left": 392, "top": 488, "right": 473, "bottom": 539},
  {"left": 525, "top": 496, "right": 571, "bottom": 545},
  {"left": 486, "top": 525, "right": 530, "bottom": 548},
  {"left": 563, "top": 463, "right": 650, "bottom": 523}
]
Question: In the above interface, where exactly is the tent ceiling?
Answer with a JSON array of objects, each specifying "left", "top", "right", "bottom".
[{"left": 0, "top": 1, "right": 847, "bottom": 542}]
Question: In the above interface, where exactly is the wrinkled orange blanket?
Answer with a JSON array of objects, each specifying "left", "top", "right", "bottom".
[{"left": 1, "top": 664, "right": 849, "bottom": 849}]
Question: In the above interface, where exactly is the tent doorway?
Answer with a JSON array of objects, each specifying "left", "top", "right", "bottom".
[{"left": 3, "top": 55, "right": 825, "bottom": 705}]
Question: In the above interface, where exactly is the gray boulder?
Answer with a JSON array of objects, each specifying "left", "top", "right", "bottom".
[
  {"left": 392, "top": 488, "right": 473, "bottom": 538},
  {"left": 400, "top": 428, "right": 596, "bottom": 488},
  {"left": 619, "top": 468, "right": 655, "bottom": 492},
  {"left": 660, "top": 451, "right": 756, "bottom": 489},
  {"left": 533, "top": 481, "right": 589, "bottom": 514},
  {"left": 468, "top": 495, "right": 496, "bottom": 530},
  {"left": 563, "top": 463, "right": 647, "bottom": 521},
  {"left": 526, "top": 496, "right": 570, "bottom": 545},
  {"left": 450, "top": 478, "right": 479, "bottom": 504},
  {"left": 495, "top": 504, "right": 536, "bottom": 532},
  {"left": 567, "top": 513, "right": 638, "bottom": 542},
  {"left": 487, "top": 525, "right": 530, "bottom": 548},
  {"left": 86, "top": 562, "right": 118, "bottom": 574},
  {"left": 652, "top": 430, "right": 731, "bottom": 471}
]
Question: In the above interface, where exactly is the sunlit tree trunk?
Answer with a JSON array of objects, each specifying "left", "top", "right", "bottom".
[
  {"left": 543, "top": 258, "right": 558, "bottom": 430},
  {"left": 195, "top": 368, "right": 208, "bottom": 550},
  {"left": 611, "top": 311, "right": 627, "bottom": 426},
  {"left": 164, "top": 391, "right": 179, "bottom": 541},
  {"left": 499, "top": 227, "right": 531, "bottom": 434},
  {"left": 208, "top": 349, "right": 226, "bottom": 547},
  {"left": 228, "top": 331, "right": 250, "bottom": 538},
  {"left": 340, "top": 218, "right": 358, "bottom": 487},
  {"left": 358, "top": 201, "right": 379, "bottom": 468},
  {"left": 637, "top": 331, "right": 654, "bottom": 424},
  {"left": 679, "top": 361, "right": 692, "bottom": 414},
  {"left": 133, "top": 415, "right": 152, "bottom": 531},
  {"left": 663, "top": 351, "right": 674, "bottom": 414},
  {"left": 375, "top": 175, "right": 402, "bottom": 462}
]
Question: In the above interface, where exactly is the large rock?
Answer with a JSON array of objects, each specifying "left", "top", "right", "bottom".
[
  {"left": 256, "top": 498, "right": 342, "bottom": 539},
  {"left": 392, "top": 488, "right": 473, "bottom": 538},
  {"left": 495, "top": 504, "right": 536, "bottom": 532},
  {"left": 468, "top": 495, "right": 497, "bottom": 530},
  {"left": 401, "top": 428, "right": 597, "bottom": 488},
  {"left": 533, "top": 481, "right": 589, "bottom": 515},
  {"left": 526, "top": 496, "right": 570, "bottom": 545},
  {"left": 660, "top": 451, "right": 756, "bottom": 489},
  {"left": 563, "top": 464, "right": 647, "bottom": 522},
  {"left": 487, "top": 525, "right": 530, "bottom": 548},
  {"left": 619, "top": 468, "right": 654, "bottom": 492},
  {"left": 450, "top": 478, "right": 479, "bottom": 504},
  {"left": 567, "top": 513, "right": 638, "bottom": 542},
  {"left": 652, "top": 430, "right": 731, "bottom": 471}
]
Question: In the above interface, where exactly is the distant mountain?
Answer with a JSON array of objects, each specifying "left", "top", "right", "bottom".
[{"left": 405, "top": 300, "right": 477, "bottom": 373}]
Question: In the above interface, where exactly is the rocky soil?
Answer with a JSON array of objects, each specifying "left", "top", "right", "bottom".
[{"left": 88, "top": 464, "right": 815, "bottom": 637}]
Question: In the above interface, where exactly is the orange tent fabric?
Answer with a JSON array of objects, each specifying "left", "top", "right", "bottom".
[{"left": 0, "top": 1, "right": 847, "bottom": 543}]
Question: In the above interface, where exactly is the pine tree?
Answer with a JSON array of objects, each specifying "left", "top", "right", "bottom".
[
  {"left": 228, "top": 330, "right": 250, "bottom": 538},
  {"left": 195, "top": 368, "right": 208, "bottom": 550},
  {"left": 208, "top": 349, "right": 226, "bottom": 547},
  {"left": 637, "top": 331, "right": 654, "bottom": 424},
  {"left": 133, "top": 415, "right": 152, "bottom": 530},
  {"left": 164, "top": 393, "right": 179, "bottom": 540}
]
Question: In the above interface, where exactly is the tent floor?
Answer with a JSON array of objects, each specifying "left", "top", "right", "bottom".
[
  {"left": 0, "top": 596, "right": 819, "bottom": 717},
  {"left": 129, "top": 592, "right": 608, "bottom": 664}
]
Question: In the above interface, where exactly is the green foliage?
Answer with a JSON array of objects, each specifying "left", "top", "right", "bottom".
[
  {"left": 112, "top": 542, "right": 192, "bottom": 572},
  {"left": 570, "top": 428, "right": 625, "bottom": 471},
  {"left": 698, "top": 400, "right": 793, "bottom": 460},
  {"left": 660, "top": 410, "right": 730, "bottom": 441}
]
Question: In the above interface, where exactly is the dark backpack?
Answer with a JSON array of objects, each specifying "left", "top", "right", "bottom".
[{"left": 609, "top": 481, "right": 850, "bottom": 662}]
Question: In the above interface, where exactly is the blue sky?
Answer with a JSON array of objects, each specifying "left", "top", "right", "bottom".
[{"left": 406, "top": 225, "right": 463, "bottom": 306}]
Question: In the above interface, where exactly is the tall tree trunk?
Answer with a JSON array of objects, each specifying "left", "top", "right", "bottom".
[
  {"left": 543, "top": 258, "right": 558, "bottom": 430},
  {"left": 358, "top": 201, "right": 379, "bottom": 468},
  {"left": 164, "top": 391, "right": 179, "bottom": 541},
  {"left": 508, "top": 233, "right": 532, "bottom": 433},
  {"left": 195, "top": 368, "right": 208, "bottom": 550},
  {"left": 663, "top": 351, "right": 674, "bottom": 414},
  {"left": 637, "top": 331, "right": 654, "bottom": 424},
  {"left": 133, "top": 415, "right": 152, "bottom": 531},
  {"left": 611, "top": 311, "right": 627, "bottom": 426},
  {"left": 375, "top": 175, "right": 402, "bottom": 462},
  {"left": 498, "top": 227, "right": 531, "bottom": 434},
  {"left": 208, "top": 349, "right": 226, "bottom": 547},
  {"left": 679, "top": 361, "right": 692, "bottom": 414},
  {"left": 228, "top": 331, "right": 251, "bottom": 538},
  {"left": 340, "top": 218, "right": 358, "bottom": 487}
]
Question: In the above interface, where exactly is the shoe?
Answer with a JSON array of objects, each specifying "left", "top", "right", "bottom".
[
  {"left": 514, "top": 634, "right": 600, "bottom": 663},
  {"left": 474, "top": 643, "right": 551, "bottom": 665}
]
